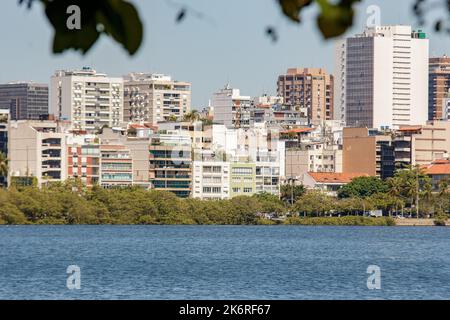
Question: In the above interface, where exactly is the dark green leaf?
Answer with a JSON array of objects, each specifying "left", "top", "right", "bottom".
[
  {"left": 42, "top": 0, "right": 143, "bottom": 55},
  {"left": 316, "top": 0, "right": 360, "bottom": 39},
  {"left": 278, "top": 0, "right": 313, "bottom": 23}
]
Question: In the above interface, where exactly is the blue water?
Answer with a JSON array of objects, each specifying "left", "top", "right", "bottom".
[{"left": 0, "top": 226, "right": 449, "bottom": 300}]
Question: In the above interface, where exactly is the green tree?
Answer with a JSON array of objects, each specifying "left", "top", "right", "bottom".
[
  {"left": 252, "top": 192, "right": 285, "bottom": 214},
  {"left": 228, "top": 196, "right": 263, "bottom": 225},
  {"left": 0, "top": 203, "right": 28, "bottom": 225},
  {"left": 167, "top": 115, "right": 178, "bottom": 122},
  {"left": 293, "top": 190, "right": 334, "bottom": 217},
  {"left": 0, "top": 152, "right": 8, "bottom": 187},
  {"left": 182, "top": 110, "right": 200, "bottom": 123},
  {"left": 337, "top": 176, "right": 388, "bottom": 199},
  {"left": 280, "top": 184, "right": 306, "bottom": 204},
  {"left": 388, "top": 166, "right": 432, "bottom": 218}
]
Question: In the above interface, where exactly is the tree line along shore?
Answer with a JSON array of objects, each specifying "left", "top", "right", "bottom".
[{"left": 0, "top": 166, "right": 448, "bottom": 226}]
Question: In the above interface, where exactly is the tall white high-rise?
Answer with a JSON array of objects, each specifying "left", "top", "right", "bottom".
[
  {"left": 334, "top": 25, "right": 429, "bottom": 129},
  {"left": 50, "top": 67, "right": 123, "bottom": 132}
]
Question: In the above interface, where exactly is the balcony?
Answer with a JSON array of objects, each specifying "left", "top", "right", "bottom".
[{"left": 42, "top": 153, "right": 61, "bottom": 159}]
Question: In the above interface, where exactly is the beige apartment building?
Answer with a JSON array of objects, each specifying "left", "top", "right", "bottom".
[
  {"left": 429, "top": 55, "right": 450, "bottom": 120},
  {"left": 394, "top": 121, "right": 450, "bottom": 167},
  {"left": 8, "top": 120, "right": 70, "bottom": 186},
  {"left": 50, "top": 68, "right": 123, "bottom": 133},
  {"left": 277, "top": 68, "right": 334, "bottom": 123},
  {"left": 158, "top": 121, "right": 213, "bottom": 151},
  {"left": 285, "top": 143, "right": 343, "bottom": 178},
  {"left": 123, "top": 73, "right": 191, "bottom": 124},
  {"left": 412, "top": 120, "right": 450, "bottom": 165}
]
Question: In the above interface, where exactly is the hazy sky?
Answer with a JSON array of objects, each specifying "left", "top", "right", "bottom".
[{"left": 0, "top": 0, "right": 449, "bottom": 108}]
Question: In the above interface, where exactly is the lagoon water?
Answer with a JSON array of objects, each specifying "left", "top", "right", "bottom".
[{"left": 0, "top": 225, "right": 449, "bottom": 300}]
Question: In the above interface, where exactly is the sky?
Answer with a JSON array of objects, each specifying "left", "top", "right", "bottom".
[{"left": 0, "top": 0, "right": 449, "bottom": 108}]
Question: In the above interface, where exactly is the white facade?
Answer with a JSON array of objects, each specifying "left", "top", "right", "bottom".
[
  {"left": 443, "top": 97, "right": 450, "bottom": 120},
  {"left": 192, "top": 161, "right": 230, "bottom": 200},
  {"left": 50, "top": 68, "right": 124, "bottom": 132},
  {"left": 335, "top": 25, "right": 429, "bottom": 129},
  {"left": 207, "top": 124, "right": 285, "bottom": 197},
  {"left": 334, "top": 39, "right": 346, "bottom": 122},
  {"left": 252, "top": 95, "right": 284, "bottom": 106}
]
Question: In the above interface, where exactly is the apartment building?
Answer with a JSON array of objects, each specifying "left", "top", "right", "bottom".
[
  {"left": 0, "top": 82, "right": 48, "bottom": 120},
  {"left": 429, "top": 55, "right": 450, "bottom": 120},
  {"left": 230, "top": 163, "right": 256, "bottom": 197},
  {"left": 50, "top": 68, "right": 123, "bottom": 133},
  {"left": 0, "top": 110, "right": 8, "bottom": 154},
  {"left": 393, "top": 126, "right": 419, "bottom": 169},
  {"left": 286, "top": 143, "right": 343, "bottom": 178},
  {"left": 211, "top": 85, "right": 252, "bottom": 129},
  {"left": 443, "top": 95, "right": 450, "bottom": 120},
  {"left": 277, "top": 68, "right": 334, "bottom": 123},
  {"left": 158, "top": 121, "right": 213, "bottom": 150},
  {"left": 255, "top": 152, "right": 282, "bottom": 195},
  {"left": 343, "top": 127, "right": 395, "bottom": 179},
  {"left": 149, "top": 132, "right": 192, "bottom": 197},
  {"left": 251, "top": 104, "right": 308, "bottom": 127},
  {"left": 124, "top": 137, "right": 152, "bottom": 189},
  {"left": 394, "top": 121, "right": 450, "bottom": 167},
  {"left": 412, "top": 121, "right": 450, "bottom": 165},
  {"left": 8, "top": 120, "right": 69, "bottom": 186},
  {"left": 0, "top": 110, "right": 9, "bottom": 186},
  {"left": 123, "top": 73, "right": 191, "bottom": 124},
  {"left": 335, "top": 26, "right": 429, "bottom": 129},
  {"left": 67, "top": 135, "right": 100, "bottom": 187},
  {"left": 252, "top": 95, "right": 284, "bottom": 107},
  {"left": 192, "top": 161, "right": 230, "bottom": 200},
  {"left": 99, "top": 144, "right": 133, "bottom": 188}
]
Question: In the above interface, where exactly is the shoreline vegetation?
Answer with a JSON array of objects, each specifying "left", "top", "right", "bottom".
[{"left": 0, "top": 173, "right": 448, "bottom": 227}]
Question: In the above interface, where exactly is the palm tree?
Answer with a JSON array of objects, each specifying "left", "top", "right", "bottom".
[
  {"left": 0, "top": 152, "right": 8, "bottom": 187},
  {"left": 438, "top": 177, "right": 449, "bottom": 197},
  {"left": 0, "top": 114, "right": 8, "bottom": 123},
  {"left": 387, "top": 177, "right": 402, "bottom": 198},
  {"left": 183, "top": 110, "right": 200, "bottom": 123},
  {"left": 167, "top": 115, "right": 178, "bottom": 122}
]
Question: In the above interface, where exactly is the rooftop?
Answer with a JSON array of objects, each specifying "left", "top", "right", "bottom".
[
  {"left": 281, "top": 128, "right": 314, "bottom": 134},
  {"left": 397, "top": 126, "right": 422, "bottom": 132},
  {"left": 422, "top": 159, "right": 450, "bottom": 175},
  {"left": 308, "top": 172, "right": 369, "bottom": 184}
]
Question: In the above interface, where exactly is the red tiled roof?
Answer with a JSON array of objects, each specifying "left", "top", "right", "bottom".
[
  {"left": 422, "top": 160, "right": 450, "bottom": 175},
  {"left": 397, "top": 126, "right": 422, "bottom": 132},
  {"left": 129, "top": 124, "right": 146, "bottom": 129},
  {"left": 143, "top": 123, "right": 158, "bottom": 130},
  {"left": 308, "top": 172, "right": 369, "bottom": 184},
  {"left": 129, "top": 123, "right": 158, "bottom": 130},
  {"left": 281, "top": 127, "right": 314, "bottom": 134}
]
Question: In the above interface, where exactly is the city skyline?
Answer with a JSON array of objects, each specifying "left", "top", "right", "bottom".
[{"left": 1, "top": 0, "right": 449, "bottom": 108}]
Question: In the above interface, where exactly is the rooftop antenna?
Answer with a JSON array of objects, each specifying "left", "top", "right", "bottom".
[{"left": 225, "top": 76, "right": 231, "bottom": 89}]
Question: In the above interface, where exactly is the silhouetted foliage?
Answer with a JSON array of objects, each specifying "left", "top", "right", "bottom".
[{"left": 18, "top": 0, "right": 450, "bottom": 54}]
